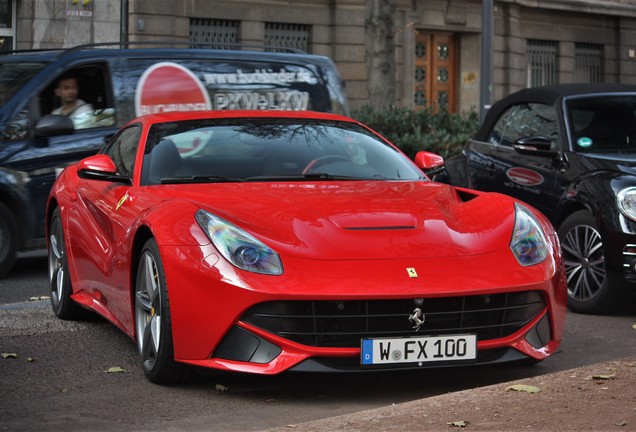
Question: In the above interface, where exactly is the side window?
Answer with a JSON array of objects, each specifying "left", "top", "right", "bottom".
[
  {"left": 103, "top": 125, "right": 141, "bottom": 177},
  {"left": 1, "top": 108, "right": 29, "bottom": 141},
  {"left": 488, "top": 103, "right": 557, "bottom": 149},
  {"left": 40, "top": 65, "right": 115, "bottom": 130}
]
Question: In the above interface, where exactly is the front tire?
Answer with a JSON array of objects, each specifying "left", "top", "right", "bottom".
[
  {"left": 49, "top": 207, "right": 85, "bottom": 320},
  {"left": 558, "top": 210, "right": 614, "bottom": 314},
  {"left": 134, "top": 238, "right": 191, "bottom": 384}
]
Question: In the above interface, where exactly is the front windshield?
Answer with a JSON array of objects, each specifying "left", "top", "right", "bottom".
[
  {"left": 0, "top": 62, "right": 48, "bottom": 107},
  {"left": 141, "top": 118, "right": 425, "bottom": 185},
  {"left": 567, "top": 95, "right": 636, "bottom": 153}
]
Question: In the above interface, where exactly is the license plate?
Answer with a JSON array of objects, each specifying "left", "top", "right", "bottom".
[{"left": 361, "top": 334, "right": 477, "bottom": 365}]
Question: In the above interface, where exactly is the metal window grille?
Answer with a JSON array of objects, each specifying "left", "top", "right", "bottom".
[
  {"left": 575, "top": 43, "right": 602, "bottom": 83},
  {"left": 264, "top": 22, "right": 310, "bottom": 52},
  {"left": 527, "top": 40, "right": 557, "bottom": 87},
  {"left": 189, "top": 19, "right": 239, "bottom": 49}
]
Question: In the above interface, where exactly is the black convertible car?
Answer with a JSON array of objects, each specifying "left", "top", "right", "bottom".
[{"left": 442, "top": 83, "right": 636, "bottom": 314}]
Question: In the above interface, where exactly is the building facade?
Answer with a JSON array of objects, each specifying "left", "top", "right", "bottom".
[{"left": 4, "top": 0, "right": 636, "bottom": 113}]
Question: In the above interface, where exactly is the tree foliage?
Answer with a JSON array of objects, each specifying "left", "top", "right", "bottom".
[{"left": 352, "top": 105, "right": 480, "bottom": 159}]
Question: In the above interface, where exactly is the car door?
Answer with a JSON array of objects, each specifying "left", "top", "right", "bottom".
[
  {"left": 464, "top": 102, "right": 562, "bottom": 220},
  {"left": 67, "top": 125, "right": 141, "bottom": 328}
]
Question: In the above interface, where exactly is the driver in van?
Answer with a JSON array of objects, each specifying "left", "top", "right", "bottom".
[{"left": 51, "top": 73, "right": 93, "bottom": 120}]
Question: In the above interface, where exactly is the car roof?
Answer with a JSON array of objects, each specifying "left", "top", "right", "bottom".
[
  {"left": 0, "top": 42, "right": 329, "bottom": 65},
  {"left": 476, "top": 83, "right": 636, "bottom": 141},
  {"left": 131, "top": 109, "right": 355, "bottom": 126}
]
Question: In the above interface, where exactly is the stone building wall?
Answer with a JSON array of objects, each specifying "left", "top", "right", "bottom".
[
  {"left": 14, "top": 0, "right": 636, "bottom": 113},
  {"left": 16, "top": 0, "right": 120, "bottom": 49}
]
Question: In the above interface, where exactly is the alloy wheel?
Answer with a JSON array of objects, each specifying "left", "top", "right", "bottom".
[
  {"left": 135, "top": 251, "right": 162, "bottom": 372},
  {"left": 561, "top": 224, "right": 606, "bottom": 302},
  {"left": 49, "top": 221, "right": 65, "bottom": 306}
]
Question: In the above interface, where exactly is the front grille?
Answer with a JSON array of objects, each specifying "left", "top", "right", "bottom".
[
  {"left": 241, "top": 291, "right": 546, "bottom": 348},
  {"left": 622, "top": 244, "right": 636, "bottom": 282}
]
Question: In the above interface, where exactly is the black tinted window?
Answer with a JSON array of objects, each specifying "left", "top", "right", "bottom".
[
  {"left": 567, "top": 96, "right": 636, "bottom": 153},
  {"left": 102, "top": 125, "right": 141, "bottom": 177},
  {"left": 488, "top": 103, "right": 557, "bottom": 148}
]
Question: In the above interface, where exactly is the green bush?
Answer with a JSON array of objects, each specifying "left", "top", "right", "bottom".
[{"left": 351, "top": 105, "right": 479, "bottom": 159}]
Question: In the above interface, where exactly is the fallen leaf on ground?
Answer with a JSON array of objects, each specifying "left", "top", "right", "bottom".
[
  {"left": 616, "top": 420, "right": 628, "bottom": 426},
  {"left": 29, "top": 295, "right": 50, "bottom": 301},
  {"left": 105, "top": 366, "right": 127, "bottom": 373},
  {"left": 592, "top": 374, "right": 615, "bottom": 380},
  {"left": 447, "top": 420, "right": 469, "bottom": 427},
  {"left": 26, "top": 357, "right": 36, "bottom": 362},
  {"left": 215, "top": 384, "right": 229, "bottom": 392},
  {"left": 506, "top": 384, "right": 541, "bottom": 393},
  {"left": 1, "top": 353, "right": 18, "bottom": 359}
]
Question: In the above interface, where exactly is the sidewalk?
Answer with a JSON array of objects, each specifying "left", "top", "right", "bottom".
[{"left": 265, "top": 357, "right": 636, "bottom": 431}]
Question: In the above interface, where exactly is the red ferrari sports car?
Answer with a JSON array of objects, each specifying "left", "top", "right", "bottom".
[{"left": 47, "top": 110, "right": 567, "bottom": 384}]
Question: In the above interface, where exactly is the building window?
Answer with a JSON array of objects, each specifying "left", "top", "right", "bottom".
[
  {"left": 0, "top": 0, "right": 15, "bottom": 51},
  {"left": 527, "top": 40, "right": 557, "bottom": 87},
  {"left": 575, "top": 43, "right": 602, "bottom": 83},
  {"left": 264, "top": 23, "right": 310, "bottom": 52},
  {"left": 189, "top": 19, "right": 239, "bottom": 49}
]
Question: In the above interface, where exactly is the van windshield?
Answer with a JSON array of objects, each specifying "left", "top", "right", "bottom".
[{"left": 0, "top": 62, "right": 48, "bottom": 107}]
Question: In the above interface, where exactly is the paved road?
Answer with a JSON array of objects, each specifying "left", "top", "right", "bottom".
[{"left": 1, "top": 252, "right": 636, "bottom": 431}]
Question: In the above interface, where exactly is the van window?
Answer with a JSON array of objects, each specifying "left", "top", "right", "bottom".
[
  {"left": 123, "top": 59, "right": 333, "bottom": 117},
  {"left": 39, "top": 64, "right": 116, "bottom": 130},
  {"left": 0, "top": 62, "right": 47, "bottom": 107},
  {"left": 1, "top": 108, "right": 28, "bottom": 141}
]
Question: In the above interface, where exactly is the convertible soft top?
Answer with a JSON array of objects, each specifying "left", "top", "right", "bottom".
[{"left": 477, "top": 83, "right": 636, "bottom": 141}]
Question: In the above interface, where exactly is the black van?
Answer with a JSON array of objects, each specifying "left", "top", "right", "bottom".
[{"left": 0, "top": 43, "right": 348, "bottom": 276}]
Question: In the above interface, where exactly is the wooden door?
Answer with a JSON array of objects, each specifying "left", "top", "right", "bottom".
[{"left": 414, "top": 32, "right": 456, "bottom": 112}]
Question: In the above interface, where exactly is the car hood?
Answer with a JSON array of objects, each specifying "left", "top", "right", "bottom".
[
  {"left": 149, "top": 181, "right": 516, "bottom": 260},
  {"left": 576, "top": 152, "right": 636, "bottom": 176}
]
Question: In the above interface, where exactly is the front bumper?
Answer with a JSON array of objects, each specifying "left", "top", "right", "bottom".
[{"left": 162, "top": 244, "right": 567, "bottom": 375}]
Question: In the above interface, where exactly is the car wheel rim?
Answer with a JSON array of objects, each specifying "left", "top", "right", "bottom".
[
  {"left": 561, "top": 224, "right": 606, "bottom": 302},
  {"left": 48, "top": 225, "right": 64, "bottom": 306},
  {"left": 135, "top": 251, "right": 162, "bottom": 371}
]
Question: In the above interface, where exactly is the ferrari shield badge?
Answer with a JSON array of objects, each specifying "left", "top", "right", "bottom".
[{"left": 406, "top": 267, "right": 418, "bottom": 278}]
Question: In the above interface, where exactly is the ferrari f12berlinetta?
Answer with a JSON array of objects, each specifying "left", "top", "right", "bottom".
[{"left": 47, "top": 110, "right": 567, "bottom": 384}]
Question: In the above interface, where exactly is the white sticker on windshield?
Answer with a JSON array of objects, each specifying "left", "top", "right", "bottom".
[{"left": 577, "top": 137, "right": 593, "bottom": 148}]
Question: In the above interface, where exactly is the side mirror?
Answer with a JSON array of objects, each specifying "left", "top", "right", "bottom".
[
  {"left": 77, "top": 154, "right": 132, "bottom": 185},
  {"left": 414, "top": 151, "right": 445, "bottom": 170},
  {"left": 513, "top": 136, "right": 557, "bottom": 157},
  {"left": 34, "top": 115, "right": 75, "bottom": 137}
]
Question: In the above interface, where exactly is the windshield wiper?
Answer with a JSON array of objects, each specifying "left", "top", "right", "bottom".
[
  {"left": 160, "top": 175, "right": 246, "bottom": 184},
  {"left": 245, "top": 173, "right": 359, "bottom": 181}
]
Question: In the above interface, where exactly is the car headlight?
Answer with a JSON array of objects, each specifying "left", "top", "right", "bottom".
[
  {"left": 617, "top": 187, "right": 636, "bottom": 222},
  {"left": 195, "top": 210, "right": 283, "bottom": 275},
  {"left": 510, "top": 204, "right": 549, "bottom": 266}
]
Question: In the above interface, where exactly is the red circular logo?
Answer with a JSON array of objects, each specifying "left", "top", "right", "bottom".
[
  {"left": 505, "top": 167, "right": 544, "bottom": 186},
  {"left": 135, "top": 62, "right": 211, "bottom": 117}
]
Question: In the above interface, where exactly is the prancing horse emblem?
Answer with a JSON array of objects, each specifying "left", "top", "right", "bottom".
[{"left": 409, "top": 307, "right": 425, "bottom": 331}]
